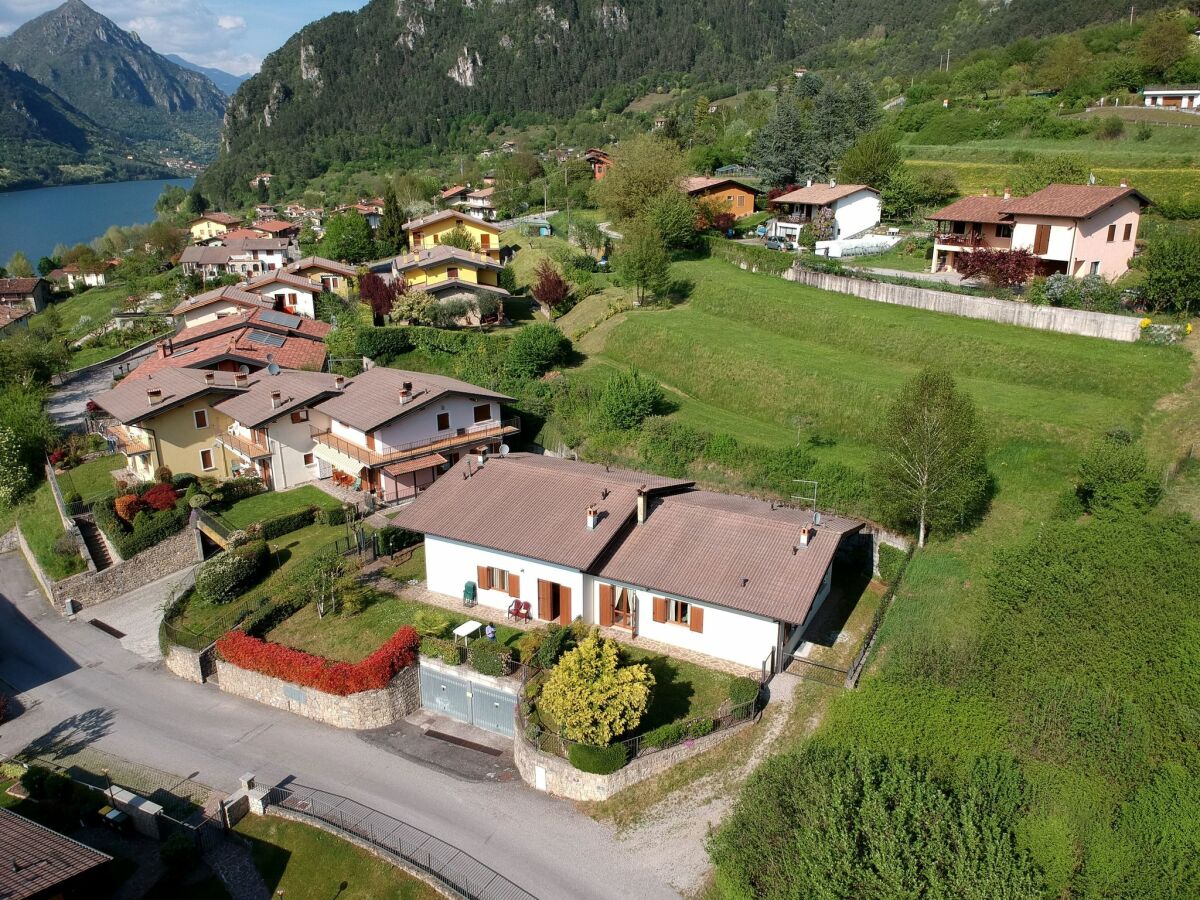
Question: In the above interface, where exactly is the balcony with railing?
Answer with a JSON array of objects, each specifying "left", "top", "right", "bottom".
[
  {"left": 217, "top": 429, "right": 271, "bottom": 460},
  {"left": 934, "top": 230, "right": 1012, "bottom": 251},
  {"left": 105, "top": 424, "right": 152, "bottom": 457},
  {"left": 312, "top": 417, "right": 521, "bottom": 468}
]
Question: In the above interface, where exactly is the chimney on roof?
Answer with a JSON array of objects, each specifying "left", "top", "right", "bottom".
[
  {"left": 1120, "top": 177, "right": 1129, "bottom": 188},
  {"left": 235, "top": 373, "right": 249, "bottom": 388},
  {"left": 399, "top": 381, "right": 413, "bottom": 403},
  {"left": 204, "top": 372, "right": 215, "bottom": 385},
  {"left": 798, "top": 524, "right": 814, "bottom": 547},
  {"left": 334, "top": 375, "right": 345, "bottom": 389},
  {"left": 270, "top": 390, "right": 283, "bottom": 409},
  {"left": 146, "top": 388, "right": 163, "bottom": 406},
  {"left": 829, "top": 178, "right": 836, "bottom": 188},
  {"left": 805, "top": 178, "right": 813, "bottom": 188},
  {"left": 1003, "top": 186, "right": 1012, "bottom": 201},
  {"left": 157, "top": 339, "right": 172, "bottom": 359},
  {"left": 636, "top": 486, "right": 647, "bottom": 524},
  {"left": 586, "top": 504, "right": 598, "bottom": 530}
]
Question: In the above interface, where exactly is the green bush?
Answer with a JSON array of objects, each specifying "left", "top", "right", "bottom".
[
  {"left": 195, "top": 549, "right": 261, "bottom": 604},
  {"left": 468, "top": 637, "right": 510, "bottom": 676},
  {"left": 256, "top": 506, "right": 318, "bottom": 539},
  {"left": 317, "top": 504, "right": 350, "bottom": 526},
  {"left": 877, "top": 543, "right": 908, "bottom": 586},
  {"left": 420, "top": 636, "right": 462, "bottom": 665},
  {"left": 506, "top": 322, "right": 570, "bottom": 378},
  {"left": 533, "top": 623, "right": 574, "bottom": 669},
  {"left": 641, "top": 717, "right": 715, "bottom": 749},
  {"left": 93, "top": 498, "right": 187, "bottom": 558},
  {"left": 568, "top": 742, "right": 628, "bottom": 774},
  {"left": 377, "top": 525, "right": 420, "bottom": 555},
  {"left": 598, "top": 368, "right": 663, "bottom": 430},
  {"left": 1075, "top": 432, "right": 1161, "bottom": 513},
  {"left": 413, "top": 608, "right": 450, "bottom": 638},
  {"left": 160, "top": 832, "right": 199, "bottom": 874},
  {"left": 727, "top": 676, "right": 760, "bottom": 708}
]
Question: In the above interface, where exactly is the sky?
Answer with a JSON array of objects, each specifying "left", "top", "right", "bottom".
[{"left": 0, "top": 0, "right": 364, "bottom": 75}]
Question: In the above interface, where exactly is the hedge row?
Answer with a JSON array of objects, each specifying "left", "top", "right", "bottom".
[
  {"left": 377, "top": 525, "right": 421, "bottom": 555},
  {"left": 568, "top": 742, "right": 628, "bottom": 774},
  {"left": 215, "top": 626, "right": 420, "bottom": 695},
  {"left": 93, "top": 498, "right": 188, "bottom": 559},
  {"left": 195, "top": 540, "right": 268, "bottom": 604},
  {"left": 877, "top": 544, "right": 909, "bottom": 586},
  {"left": 255, "top": 506, "right": 318, "bottom": 540},
  {"left": 356, "top": 325, "right": 498, "bottom": 361},
  {"left": 641, "top": 717, "right": 715, "bottom": 749},
  {"left": 468, "top": 637, "right": 511, "bottom": 676},
  {"left": 420, "top": 636, "right": 462, "bottom": 666}
]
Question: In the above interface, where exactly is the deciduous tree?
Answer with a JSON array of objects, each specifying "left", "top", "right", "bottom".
[
  {"left": 1139, "top": 232, "right": 1200, "bottom": 316},
  {"left": 838, "top": 129, "right": 901, "bottom": 190},
  {"left": 359, "top": 273, "right": 400, "bottom": 324},
  {"left": 614, "top": 218, "right": 670, "bottom": 304},
  {"left": 593, "top": 134, "right": 687, "bottom": 222},
  {"left": 439, "top": 223, "right": 480, "bottom": 252},
  {"left": 954, "top": 247, "right": 1037, "bottom": 288},
  {"left": 872, "top": 367, "right": 990, "bottom": 547},
  {"left": 530, "top": 258, "right": 571, "bottom": 314},
  {"left": 320, "top": 212, "right": 375, "bottom": 263}
]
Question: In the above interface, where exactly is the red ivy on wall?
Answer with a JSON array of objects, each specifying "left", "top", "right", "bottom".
[{"left": 215, "top": 626, "right": 420, "bottom": 696}]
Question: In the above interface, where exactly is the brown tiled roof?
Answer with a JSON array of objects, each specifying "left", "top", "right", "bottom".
[
  {"left": 584, "top": 147, "right": 611, "bottom": 162},
  {"left": 402, "top": 209, "right": 502, "bottom": 234},
  {"left": 1003, "top": 184, "right": 1150, "bottom": 219},
  {"left": 285, "top": 256, "right": 358, "bottom": 279},
  {"left": 467, "top": 187, "right": 495, "bottom": 199},
  {"left": 0, "top": 277, "right": 44, "bottom": 294},
  {"left": 93, "top": 368, "right": 250, "bottom": 424},
  {"left": 244, "top": 272, "right": 322, "bottom": 294},
  {"left": 125, "top": 330, "right": 328, "bottom": 381},
  {"left": 220, "top": 228, "right": 270, "bottom": 241},
  {"left": 0, "top": 305, "right": 31, "bottom": 328},
  {"left": 772, "top": 183, "right": 876, "bottom": 205},
  {"left": 192, "top": 212, "right": 242, "bottom": 226},
  {"left": 171, "top": 285, "right": 272, "bottom": 316},
  {"left": 390, "top": 454, "right": 694, "bottom": 570},
  {"left": 383, "top": 452, "right": 447, "bottom": 477},
  {"left": 440, "top": 184, "right": 469, "bottom": 199},
  {"left": 252, "top": 219, "right": 299, "bottom": 234},
  {"left": 166, "top": 308, "right": 330, "bottom": 349},
  {"left": 1143, "top": 84, "right": 1200, "bottom": 92},
  {"left": 680, "top": 176, "right": 759, "bottom": 195},
  {"left": 0, "top": 808, "right": 111, "bottom": 900},
  {"left": 597, "top": 491, "right": 862, "bottom": 623},
  {"left": 312, "top": 366, "right": 512, "bottom": 433},
  {"left": 393, "top": 246, "right": 503, "bottom": 273},
  {"left": 927, "top": 194, "right": 1014, "bottom": 224},
  {"left": 213, "top": 370, "right": 345, "bottom": 428},
  {"left": 424, "top": 278, "right": 510, "bottom": 298}
]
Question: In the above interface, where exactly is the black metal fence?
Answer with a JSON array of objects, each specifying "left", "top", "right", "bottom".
[{"left": 264, "top": 783, "right": 537, "bottom": 900}]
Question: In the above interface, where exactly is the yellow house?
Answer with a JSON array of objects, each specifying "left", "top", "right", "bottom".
[
  {"left": 402, "top": 209, "right": 502, "bottom": 261},
  {"left": 91, "top": 369, "right": 254, "bottom": 482},
  {"left": 188, "top": 212, "right": 244, "bottom": 243},
  {"left": 390, "top": 246, "right": 506, "bottom": 298},
  {"left": 284, "top": 256, "right": 359, "bottom": 298}
]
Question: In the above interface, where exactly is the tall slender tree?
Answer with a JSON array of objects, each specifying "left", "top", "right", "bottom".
[{"left": 376, "top": 183, "right": 407, "bottom": 256}]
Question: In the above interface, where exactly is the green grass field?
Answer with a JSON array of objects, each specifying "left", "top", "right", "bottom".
[
  {"left": 215, "top": 485, "right": 342, "bottom": 530},
  {"left": 54, "top": 454, "right": 120, "bottom": 501}
]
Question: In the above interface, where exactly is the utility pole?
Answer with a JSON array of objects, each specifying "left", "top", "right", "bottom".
[{"left": 1130, "top": 5, "right": 1135, "bottom": 25}]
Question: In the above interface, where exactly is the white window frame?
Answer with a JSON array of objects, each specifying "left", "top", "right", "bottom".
[
  {"left": 489, "top": 567, "right": 510, "bottom": 592},
  {"left": 1090, "top": 261, "right": 1101, "bottom": 276},
  {"left": 669, "top": 599, "right": 690, "bottom": 626},
  {"left": 193, "top": 409, "right": 208, "bottom": 429},
  {"left": 199, "top": 448, "right": 215, "bottom": 471}
]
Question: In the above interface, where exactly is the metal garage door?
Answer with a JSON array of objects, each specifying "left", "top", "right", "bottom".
[{"left": 418, "top": 665, "right": 516, "bottom": 738}]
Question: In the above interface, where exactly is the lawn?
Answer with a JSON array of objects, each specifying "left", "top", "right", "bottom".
[
  {"left": 29, "top": 285, "right": 128, "bottom": 340},
  {"left": 849, "top": 244, "right": 932, "bottom": 273},
  {"left": 54, "top": 453, "right": 121, "bottom": 501},
  {"left": 619, "top": 645, "right": 739, "bottom": 733},
  {"left": 215, "top": 485, "right": 343, "bottom": 530},
  {"left": 266, "top": 587, "right": 525, "bottom": 663},
  {"left": 170, "top": 522, "right": 349, "bottom": 639},
  {"left": 236, "top": 814, "right": 441, "bottom": 900},
  {"left": 14, "top": 479, "right": 83, "bottom": 580}
]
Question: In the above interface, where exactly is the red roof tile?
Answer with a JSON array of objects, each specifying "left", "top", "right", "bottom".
[
  {"left": 927, "top": 194, "right": 1015, "bottom": 224},
  {"left": 0, "top": 808, "right": 111, "bottom": 900},
  {"left": 1003, "top": 184, "right": 1149, "bottom": 219}
]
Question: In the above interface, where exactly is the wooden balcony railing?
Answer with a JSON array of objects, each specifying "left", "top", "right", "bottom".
[
  {"left": 312, "top": 417, "right": 521, "bottom": 467},
  {"left": 105, "top": 424, "right": 151, "bottom": 457},
  {"left": 217, "top": 429, "right": 271, "bottom": 460}
]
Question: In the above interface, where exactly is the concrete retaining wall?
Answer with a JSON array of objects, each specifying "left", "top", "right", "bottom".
[
  {"left": 782, "top": 264, "right": 1141, "bottom": 342},
  {"left": 214, "top": 660, "right": 421, "bottom": 729},
  {"left": 513, "top": 717, "right": 755, "bottom": 801},
  {"left": 53, "top": 529, "right": 199, "bottom": 611}
]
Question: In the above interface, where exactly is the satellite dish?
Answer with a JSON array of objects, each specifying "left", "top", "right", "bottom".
[
  {"left": 238, "top": 364, "right": 250, "bottom": 374},
  {"left": 266, "top": 362, "right": 281, "bottom": 376},
  {"left": 265, "top": 352, "right": 275, "bottom": 363},
  {"left": 499, "top": 444, "right": 510, "bottom": 456}
]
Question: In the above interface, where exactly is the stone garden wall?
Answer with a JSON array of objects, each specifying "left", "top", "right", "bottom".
[
  {"left": 53, "top": 529, "right": 200, "bottom": 612},
  {"left": 214, "top": 659, "right": 420, "bottom": 729}
]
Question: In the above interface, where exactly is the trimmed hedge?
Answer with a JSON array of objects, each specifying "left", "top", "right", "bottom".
[
  {"left": 255, "top": 505, "right": 319, "bottom": 540},
  {"left": 317, "top": 505, "right": 350, "bottom": 526},
  {"left": 569, "top": 742, "right": 628, "bottom": 774},
  {"left": 877, "top": 543, "right": 908, "bottom": 586},
  {"left": 420, "top": 636, "right": 463, "bottom": 665},
  {"left": 469, "top": 637, "right": 511, "bottom": 676},
  {"left": 93, "top": 497, "right": 187, "bottom": 559},
  {"left": 357, "top": 325, "right": 497, "bottom": 362},
  {"left": 216, "top": 626, "right": 420, "bottom": 695},
  {"left": 727, "top": 676, "right": 760, "bottom": 708},
  {"left": 640, "top": 717, "right": 715, "bottom": 749},
  {"left": 377, "top": 525, "right": 420, "bottom": 555}
]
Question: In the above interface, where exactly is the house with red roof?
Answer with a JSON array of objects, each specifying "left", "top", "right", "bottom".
[
  {"left": 249, "top": 219, "right": 301, "bottom": 239},
  {"left": 767, "top": 180, "right": 881, "bottom": 242},
  {"left": 929, "top": 182, "right": 1149, "bottom": 279},
  {"left": 584, "top": 147, "right": 611, "bottom": 180}
]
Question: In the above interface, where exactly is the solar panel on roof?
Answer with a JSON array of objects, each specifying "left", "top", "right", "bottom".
[
  {"left": 258, "top": 309, "right": 301, "bottom": 328},
  {"left": 247, "top": 330, "right": 286, "bottom": 347}
]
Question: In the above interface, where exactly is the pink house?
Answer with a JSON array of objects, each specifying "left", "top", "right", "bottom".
[{"left": 929, "top": 182, "right": 1149, "bottom": 280}]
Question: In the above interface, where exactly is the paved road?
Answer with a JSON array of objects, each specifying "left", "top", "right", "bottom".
[
  {"left": 48, "top": 346, "right": 154, "bottom": 430},
  {"left": 0, "top": 551, "right": 678, "bottom": 900}
]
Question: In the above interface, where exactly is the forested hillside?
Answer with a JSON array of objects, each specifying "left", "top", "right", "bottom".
[{"left": 202, "top": 0, "right": 1176, "bottom": 203}]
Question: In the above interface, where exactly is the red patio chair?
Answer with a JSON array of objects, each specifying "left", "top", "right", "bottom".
[
  {"left": 506, "top": 599, "right": 521, "bottom": 621},
  {"left": 519, "top": 601, "right": 531, "bottom": 622}
]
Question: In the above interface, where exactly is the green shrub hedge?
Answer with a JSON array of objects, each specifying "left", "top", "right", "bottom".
[
  {"left": 93, "top": 498, "right": 187, "bottom": 559},
  {"left": 877, "top": 543, "right": 908, "bottom": 586},
  {"left": 420, "top": 636, "right": 463, "bottom": 665},
  {"left": 569, "top": 742, "right": 628, "bottom": 774},
  {"left": 377, "top": 525, "right": 420, "bottom": 555},
  {"left": 727, "top": 676, "right": 760, "bottom": 708},
  {"left": 640, "top": 717, "right": 716, "bottom": 749},
  {"left": 195, "top": 544, "right": 266, "bottom": 604},
  {"left": 317, "top": 505, "right": 350, "bottom": 526},
  {"left": 468, "top": 637, "right": 510, "bottom": 676},
  {"left": 255, "top": 506, "right": 318, "bottom": 540}
]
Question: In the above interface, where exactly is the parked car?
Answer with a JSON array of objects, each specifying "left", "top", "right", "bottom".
[{"left": 764, "top": 237, "right": 794, "bottom": 252}]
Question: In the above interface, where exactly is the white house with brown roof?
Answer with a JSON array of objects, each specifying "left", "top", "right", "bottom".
[
  {"left": 929, "top": 182, "right": 1149, "bottom": 279},
  {"left": 180, "top": 238, "right": 298, "bottom": 279},
  {"left": 1142, "top": 85, "right": 1200, "bottom": 109},
  {"left": 464, "top": 187, "right": 498, "bottom": 221},
  {"left": 392, "top": 454, "right": 864, "bottom": 672},
  {"left": 172, "top": 285, "right": 274, "bottom": 328},
  {"left": 243, "top": 272, "right": 322, "bottom": 319},
  {"left": 767, "top": 180, "right": 881, "bottom": 242},
  {"left": 308, "top": 367, "right": 519, "bottom": 502}
]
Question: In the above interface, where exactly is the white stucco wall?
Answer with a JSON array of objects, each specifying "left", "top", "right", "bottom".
[
  {"left": 584, "top": 577, "right": 780, "bottom": 669},
  {"left": 1011, "top": 218, "right": 1075, "bottom": 261},
  {"left": 253, "top": 282, "right": 318, "bottom": 319},
  {"left": 832, "top": 191, "right": 882, "bottom": 239},
  {"left": 180, "top": 302, "right": 248, "bottom": 329},
  {"left": 424, "top": 536, "right": 585, "bottom": 621},
  {"left": 267, "top": 415, "right": 322, "bottom": 489},
  {"left": 377, "top": 398, "right": 500, "bottom": 453}
]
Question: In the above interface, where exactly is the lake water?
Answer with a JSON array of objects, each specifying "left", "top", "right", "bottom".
[{"left": 0, "top": 177, "right": 193, "bottom": 265}]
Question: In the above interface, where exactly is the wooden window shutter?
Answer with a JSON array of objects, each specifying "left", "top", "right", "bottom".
[
  {"left": 1106, "top": 224, "right": 1116, "bottom": 242},
  {"left": 1033, "top": 224, "right": 1050, "bottom": 255},
  {"left": 689, "top": 606, "right": 705, "bottom": 634},
  {"left": 598, "top": 584, "right": 614, "bottom": 627},
  {"left": 652, "top": 597, "right": 668, "bottom": 623},
  {"left": 538, "top": 580, "right": 552, "bottom": 620},
  {"left": 477, "top": 566, "right": 491, "bottom": 590},
  {"left": 559, "top": 586, "right": 572, "bottom": 625},
  {"left": 507, "top": 573, "right": 520, "bottom": 599}
]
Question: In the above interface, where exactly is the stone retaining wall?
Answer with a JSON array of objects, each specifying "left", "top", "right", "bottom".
[
  {"left": 782, "top": 264, "right": 1141, "bottom": 342},
  {"left": 164, "top": 643, "right": 206, "bottom": 683},
  {"left": 513, "top": 716, "right": 756, "bottom": 801},
  {"left": 53, "top": 529, "right": 199, "bottom": 611},
  {"left": 214, "top": 659, "right": 420, "bottom": 729}
]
